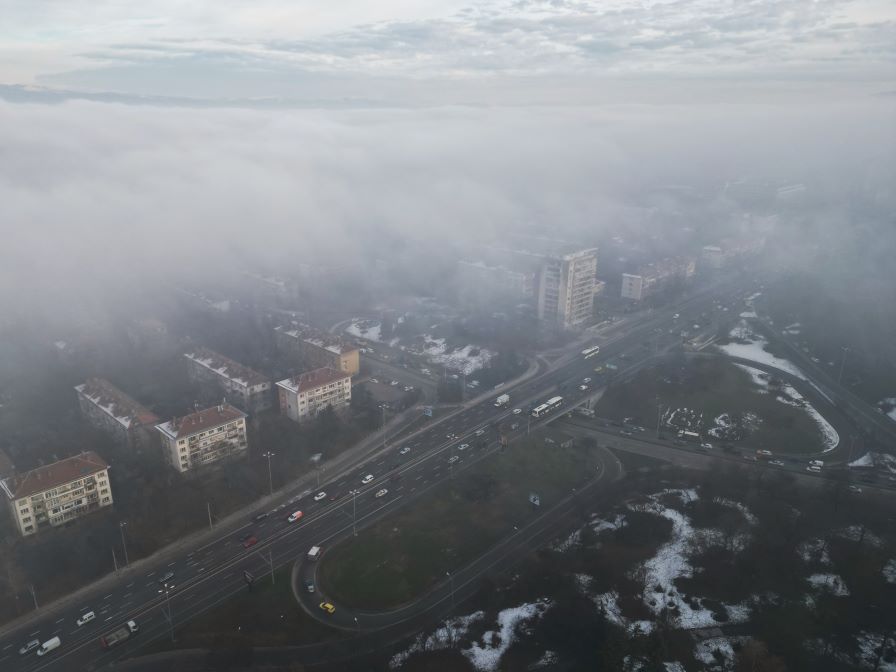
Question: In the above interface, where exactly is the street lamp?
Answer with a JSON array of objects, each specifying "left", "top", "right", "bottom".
[
  {"left": 262, "top": 451, "right": 275, "bottom": 497},
  {"left": 446, "top": 571, "right": 455, "bottom": 610},
  {"left": 119, "top": 521, "right": 129, "bottom": 568},
  {"left": 838, "top": 346, "right": 850, "bottom": 385},
  {"left": 353, "top": 616, "right": 360, "bottom": 635},
  {"left": 158, "top": 583, "right": 176, "bottom": 642},
  {"left": 351, "top": 489, "right": 358, "bottom": 536}
]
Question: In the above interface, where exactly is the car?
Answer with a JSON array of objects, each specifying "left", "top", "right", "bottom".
[
  {"left": 158, "top": 571, "right": 175, "bottom": 584},
  {"left": 18, "top": 639, "right": 41, "bottom": 655},
  {"left": 252, "top": 512, "right": 268, "bottom": 522},
  {"left": 580, "top": 385, "right": 589, "bottom": 391},
  {"left": 303, "top": 578, "right": 315, "bottom": 593},
  {"left": 375, "top": 488, "right": 389, "bottom": 498},
  {"left": 319, "top": 602, "right": 336, "bottom": 614},
  {"left": 769, "top": 460, "right": 785, "bottom": 467},
  {"left": 806, "top": 465, "right": 822, "bottom": 473},
  {"left": 288, "top": 510, "right": 304, "bottom": 523},
  {"left": 403, "top": 386, "right": 414, "bottom": 392},
  {"left": 399, "top": 446, "right": 411, "bottom": 455},
  {"left": 848, "top": 485, "right": 862, "bottom": 494},
  {"left": 809, "top": 460, "right": 824, "bottom": 468},
  {"left": 672, "top": 313, "right": 680, "bottom": 319},
  {"left": 361, "top": 474, "right": 374, "bottom": 484},
  {"left": 76, "top": 611, "right": 96, "bottom": 627},
  {"left": 510, "top": 422, "right": 520, "bottom": 430},
  {"left": 457, "top": 443, "right": 470, "bottom": 451},
  {"left": 743, "top": 455, "right": 758, "bottom": 462},
  {"left": 700, "top": 442, "right": 713, "bottom": 450},
  {"left": 756, "top": 449, "right": 773, "bottom": 457},
  {"left": 620, "top": 430, "right": 633, "bottom": 436},
  {"left": 390, "top": 380, "right": 399, "bottom": 386},
  {"left": 242, "top": 535, "right": 258, "bottom": 549},
  {"left": 583, "top": 378, "right": 592, "bottom": 384},
  {"left": 329, "top": 492, "right": 339, "bottom": 501},
  {"left": 512, "top": 408, "right": 522, "bottom": 415},
  {"left": 446, "top": 433, "right": 456, "bottom": 440},
  {"left": 475, "top": 428, "right": 486, "bottom": 436},
  {"left": 369, "top": 378, "right": 379, "bottom": 384},
  {"left": 448, "top": 455, "right": 460, "bottom": 465},
  {"left": 314, "top": 491, "right": 327, "bottom": 502}
]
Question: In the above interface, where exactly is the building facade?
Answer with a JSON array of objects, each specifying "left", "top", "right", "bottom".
[
  {"left": 1, "top": 452, "right": 113, "bottom": 537},
  {"left": 276, "top": 367, "right": 352, "bottom": 423},
  {"left": 274, "top": 325, "right": 360, "bottom": 376},
  {"left": 75, "top": 378, "right": 160, "bottom": 450},
  {"left": 536, "top": 248, "right": 599, "bottom": 328},
  {"left": 155, "top": 404, "right": 248, "bottom": 474},
  {"left": 184, "top": 347, "right": 272, "bottom": 413},
  {"left": 620, "top": 257, "right": 697, "bottom": 301}
]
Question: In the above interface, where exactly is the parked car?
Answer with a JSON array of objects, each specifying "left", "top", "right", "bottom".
[
  {"left": 475, "top": 428, "right": 486, "bottom": 436},
  {"left": 390, "top": 380, "right": 399, "bottom": 386},
  {"left": 583, "top": 378, "right": 592, "bottom": 384},
  {"left": 319, "top": 602, "right": 336, "bottom": 614},
  {"left": 806, "top": 465, "right": 822, "bottom": 473},
  {"left": 369, "top": 378, "right": 379, "bottom": 384},
  {"left": 361, "top": 474, "right": 374, "bottom": 484},
  {"left": 288, "top": 510, "right": 304, "bottom": 523},
  {"left": 512, "top": 408, "right": 522, "bottom": 415},
  {"left": 375, "top": 488, "right": 389, "bottom": 498},
  {"left": 242, "top": 535, "right": 258, "bottom": 549},
  {"left": 700, "top": 442, "right": 713, "bottom": 450},
  {"left": 848, "top": 485, "right": 862, "bottom": 494},
  {"left": 457, "top": 443, "right": 470, "bottom": 451},
  {"left": 399, "top": 446, "right": 411, "bottom": 455},
  {"left": 580, "top": 385, "right": 589, "bottom": 391},
  {"left": 314, "top": 491, "right": 327, "bottom": 502}
]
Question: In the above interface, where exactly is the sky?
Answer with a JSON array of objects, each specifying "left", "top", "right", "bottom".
[{"left": 0, "top": 1, "right": 894, "bottom": 325}]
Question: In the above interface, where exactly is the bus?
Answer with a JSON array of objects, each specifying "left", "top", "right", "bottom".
[
  {"left": 531, "top": 396, "right": 563, "bottom": 418},
  {"left": 581, "top": 345, "right": 600, "bottom": 359}
]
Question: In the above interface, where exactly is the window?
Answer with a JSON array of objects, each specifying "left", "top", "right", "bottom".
[
  {"left": 19, "top": 507, "right": 28, "bottom": 515},
  {"left": 21, "top": 516, "right": 32, "bottom": 524},
  {"left": 102, "top": 497, "right": 110, "bottom": 504},
  {"left": 23, "top": 525, "right": 33, "bottom": 533}
]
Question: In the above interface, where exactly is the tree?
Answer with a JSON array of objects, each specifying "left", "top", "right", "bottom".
[{"left": 735, "top": 641, "right": 787, "bottom": 672}]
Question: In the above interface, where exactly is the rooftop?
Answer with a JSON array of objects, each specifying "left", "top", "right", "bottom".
[
  {"left": 156, "top": 403, "right": 247, "bottom": 441},
  {"left": 276, "top": 367, "right": 351, "bottom": 395},
  {"left": 75, "top": 378, "right": 159, "bottom": 429},
  {"left": 185, "top": 347, "right": 270, "bottom": 387},
  {"left": 1, "top": 451, "right": 109, "bottom": 500},
  {"left": 275, "top": 324, "right": 358, "bottom": 355}
]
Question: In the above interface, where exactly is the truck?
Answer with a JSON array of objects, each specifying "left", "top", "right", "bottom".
[
  {"left": 99, "top": 621, "right": 138, "bottom": 649},
  {"left": 494, "top": 394, "right": 510, "bottom": 407},
  {"left": 307, "top": 545, "right": 322, "bottom": 561}
]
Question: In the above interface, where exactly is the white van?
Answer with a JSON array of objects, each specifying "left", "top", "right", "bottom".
[
  {"left": 76, "top": 611, "right": 96, "bottom": 626},
  {"left": 307, "top": 546, "right": 322, "bottom": 561},
  {"left": 36, "top": 636, "right": 61, "bottom": 657}
]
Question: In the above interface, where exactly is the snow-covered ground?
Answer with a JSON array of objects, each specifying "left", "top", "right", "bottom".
[
  {"left": 883, "top": 559, "right": 896, "bottom": 585},
  {"left": 464, "top": 600, "right": 551, "bottom": 671},
  {"left": 877, "top": 397, "right": 896, "bottom": 421},
  {"left": 798, "top": 538, "right": 832, "bottom": 566},
  {"left": 807, "top": 573, "right": 850, "bottom": 597},
  {"left": 850, "top": 451, "right": 896, "bottom": 474},
  {"left": 718, "top": 321, "right": 808, "bottom": 381},
  {"left": 694, "top": 636, "right": 743, "bottom": 671},
  {"left": 389, "top": 611, "right": 484, "bottom": 669}
]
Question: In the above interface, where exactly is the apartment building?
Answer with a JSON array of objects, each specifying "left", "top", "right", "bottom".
[
  {"left": 620, "top": 257, "right": 697, "bottom": 301},
  {"left": 155, "top": 404, "right": 248, "bottom": 474},
  {"left": 75, "top": 378, "right": 160, "bottom": 450},
  {"left": 1, "top": 452, "right": 113, "bottom": 537},
  {"left": 276, "top": 367, "right": 352, "bottom": 424},
  {"left": 184, "top": 347, "right": 272, "bottom": 413},
  {"left": 536, "top": 248, "right": 599, "bottom": 328},
  {"left": 274, "top": 324, "right": 360, "bottom": 376}
]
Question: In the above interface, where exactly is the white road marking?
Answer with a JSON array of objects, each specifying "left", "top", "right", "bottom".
[
  {"left": 55, "top": 618, "right": 64, "bottom": 624},
  {"left": 103, "top": 594, "right": 113, "bottom": 600}
]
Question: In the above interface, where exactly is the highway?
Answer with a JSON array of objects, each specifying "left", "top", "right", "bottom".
[{"left": 0, "top": 276, "right": 753, "bottom": 671}]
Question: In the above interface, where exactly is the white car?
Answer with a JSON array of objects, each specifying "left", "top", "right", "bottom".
[
  {"left": 375, "top": 488, "right": 389, "bottom": 498},
  {"left": 700, "top": 442, "right": 713, "bottom": 450},
  {"left": 769, "top": 460, "right": 785, "bottom": 467},
  {"left": 457, "top": 443, "right": 470, "bottom": 451},
  {"left": 399, "top": 446, "right": 411, "bottom": 455},
  {"left": 370, "top": 378, "right": 379, "bottom": 384},
  {"left": 403, "top": 386, "right": 414, "bottom": 392},
  {"left": 288, "top": 510, "right": 304, "bottom": 523},
  {"left": 583, "top": 378, "right": 592, "bottom": 384},
  {"left": 512, "top": 408, "right": 522, "bottom": 415},
  {"left": 579, "top": 385, "right": 589, "bottom": 391},
  {"left": 848, "top": 485, "right": 862, "bottom": 494},
  {"left": 806, "top": 465, "right": 822, "bottom": 473},
  {"left": 361, "top": 474, "right": 374, "bottom": 484},
  {"left": 76, "top": 611, "right": 96, "bottom": 627},
  {"left": 313, "top": 492, "right": 327, "bottom": 502},
  {"left": 475, "top": 428, "right": 486, "bottom": 437},
  {"left": 390, "top": 380, "right": 399, "bottom": 386},
  {"left": 448, "top": 455, "right": 460, "bottom": 465}
]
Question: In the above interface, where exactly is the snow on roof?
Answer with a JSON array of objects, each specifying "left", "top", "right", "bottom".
[
  {"left": 156, "top": 403, "right": 246, "bottom": 441},
  {"left": 276, "top": 367, "right": 350, "bottom": 395},
  {"left": 275, "top": 324, "right": 357, "bottom": 355},
  {"left": 184, "top": 347, "right": 269, "bottom": 387},
  {"left": 75, "top": 378, "right": 159, "bottom": 429}
]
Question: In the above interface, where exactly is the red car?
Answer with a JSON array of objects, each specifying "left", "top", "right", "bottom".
[{"left": 242, "top": 535, "right": 258, "bottom": 548}]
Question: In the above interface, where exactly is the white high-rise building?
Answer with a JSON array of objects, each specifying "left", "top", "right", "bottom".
[{"left": 536, "top": 248, "right": 599, "bottom": 328}]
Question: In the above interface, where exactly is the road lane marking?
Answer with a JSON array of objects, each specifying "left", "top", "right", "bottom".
[
  {"left": 55, "top": 617, "right": 64, "bottom": 623},
  {"left": 103, "top": 593, "right": 113, "bottom": 600},
  {"left": 105, "top": 616, "right": 114, "bottom": 622},
  {"left": 126, "top": 582, "right": 134, "bottom": 588},
  {"left": 168, "top": 562, "right": 176, "bottom": 567}
]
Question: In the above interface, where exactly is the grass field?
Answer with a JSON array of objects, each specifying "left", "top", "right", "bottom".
[
  {"left": 318, "top": 435, "right": 601, "bottom": 610},
  {"left": 152, "top": 566, "right": 343, "bottom": 650},
  {"left": 594, "top": 357, "right": 828, "bottom": 453}
]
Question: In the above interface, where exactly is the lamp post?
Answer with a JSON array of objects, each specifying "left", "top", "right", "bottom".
[
  {"left": 158, "top": 583, "right": 176, "bottom": 642},
  {"left": 119, "top": 521, "right": 129, "bottom": 568},
  {"left": 838, "top": 346, "right": 850, "bottom": 385},
  {"left": 446, "top": 571, "right": 455, "bottom": 611},
  {"left": 262, "top": 451, "right": 275, "bottom": 497},
  {"left": 351, "top": 490, "right": 358, "bottom": 536}
]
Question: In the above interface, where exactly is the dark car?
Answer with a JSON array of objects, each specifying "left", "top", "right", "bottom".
[
  {"left": 242, "top": 535, "right": 258, "bottom": 549},
  {"left": 252, "top": 512, "right": 268, "bottom": 522},
  {"left": 303, "top": 578, "right": 315, "bottom": 593}
]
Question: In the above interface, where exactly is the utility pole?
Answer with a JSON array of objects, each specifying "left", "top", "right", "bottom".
[
  {"left": 112, "top": 547, "right": 119, "bottom": 575},
  {"left": 267, "top": 549, "right": 275, "bottom": 585},
  {"left": 351, "top": 490, "right": 358, "bottom": 536},
  {"left": 446, "top": 571, "right": 455, "bottom": 610},
  {"left": 381, "top": 405, "right": 387, "bottom": 450},
  {"left": 158, "top": 583, "right": 175, "bottom": 642},
  {"left": 119, "top": 521, "right": 130, "bottom": 568},
  {"left": 262, "top": 451, "right": 275, "bottom": 497},
  {"left": 655, "top": 398, "right": 663, "bottom": 438},
  {"left": 29, "top": 584, "right": 38, "bottom": 610},
  {"left": 838, "top": 346, "right": 850, "bottom": 385},
  {"left": 207, "top": 502, "right": 213, "bottom": 531}
]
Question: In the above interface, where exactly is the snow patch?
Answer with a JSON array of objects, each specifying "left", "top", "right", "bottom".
[
  {"left": 389, "top": 611, "right": 484, "bottom": 669},
  {"left": 877, "top": 397, "right": 896, "bottom": 421},
  {"left": 850, "top": 452, "right": 875, "bottom": 468},
  {"left": 807, "top": 573, "right": 849, "bottom": 597},
  {"left": 718, "top": 321, "right": 808, "bottom": 381},
  {"left": 464, "top": 600, "right": 551, "bottom": 671},
  {"left": 884, "top": 560, "right": 896, "bottom": 585},
  {"left": 694, "top": 636, "right": 740, "bottom": 670},
  {"left": 798, "top": 538, "right": 832, "bottom": 566}
]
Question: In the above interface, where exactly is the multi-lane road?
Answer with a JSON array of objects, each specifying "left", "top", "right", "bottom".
[{"left": 1, "top": 276, "right": 754, "bottom": 671}]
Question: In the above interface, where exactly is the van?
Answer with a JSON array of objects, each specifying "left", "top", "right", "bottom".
[
  {"left": 36, "top": 636, "right": 61, "bottom": 657},
  {"left": 307, "top": 546, "right": 322, "bottom": 561}
]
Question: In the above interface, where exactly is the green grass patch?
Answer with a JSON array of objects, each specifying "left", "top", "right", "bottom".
[
  {"left": 319, "top": 435, "right": 600, "bottom": 610},
  {"left": 595, "top": 356, "right": 829, "bottom": 453}
]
